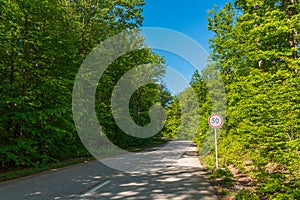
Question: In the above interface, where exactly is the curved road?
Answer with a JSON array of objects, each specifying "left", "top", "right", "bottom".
[{"left": 0, "top": 141, "right": 218, "bottom": 200}]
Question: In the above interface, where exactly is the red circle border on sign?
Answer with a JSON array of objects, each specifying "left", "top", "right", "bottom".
[{"left": 208, "top": 114, "right": 224, "bottom": 129}]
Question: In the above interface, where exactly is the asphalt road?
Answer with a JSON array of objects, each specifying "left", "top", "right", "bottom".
[{"left": 0, "top": 141, "right": 219, "bottom": 200}]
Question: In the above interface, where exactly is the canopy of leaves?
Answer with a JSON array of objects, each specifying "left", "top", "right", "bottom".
[
  {"left": 199, "top": 0, "right": 300, "bottom": 198},
  {"left": 0, "top": 0, "right": 170, "bottom": 169}
]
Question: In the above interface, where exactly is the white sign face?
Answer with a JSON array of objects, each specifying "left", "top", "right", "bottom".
[{"left": 208, "top": 114, "right": 223, "bottom": 129}]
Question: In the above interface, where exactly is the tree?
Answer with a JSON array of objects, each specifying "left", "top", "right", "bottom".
[
  {"left": 161, "top": 97, "right": 181, "bottom": 139},
  {"left": 96, "top": 47, "right": 169, "bottom": 149},
  {"left": 206, "top": 1, "right": 300, "bottom": 198},
  {"left": 0, "top": 0, "right": 163, "bottom": 168}
]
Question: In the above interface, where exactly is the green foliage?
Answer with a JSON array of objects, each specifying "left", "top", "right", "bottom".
[
  {"left": 95, "top": 48, "right": 169, "bottom": 149},
  {"left": 161, "top": 71, "right": 208, "bottom": 141},
  {"left": 0, "top": 0, "right": 167, "bottom": 170},
  {"left": 195, "top": 0, "right": 300, "bottom": 199},
  {"left": 161, "top": 97, "right": 181, "bottom": 139},
  {"left": 210, "top": 168, "right": 232, "bottom": 178},
  {"left": 190, "top": 70, "right": 211, "bottom": 146},
  {"left": 236, "top": 189, "right": 260, "bottom": 200}
]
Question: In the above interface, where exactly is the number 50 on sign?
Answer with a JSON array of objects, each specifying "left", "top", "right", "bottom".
[
  {"left": 208, "top": 114, "right": 223, "bottom": 169},
  {"left": 208, "top": 114, "right": 223, "bottom": 129}
]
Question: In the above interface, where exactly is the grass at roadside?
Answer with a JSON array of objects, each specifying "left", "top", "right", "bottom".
[
  {"left": 0, "top": 139, "right": 167, "bottom": 183},
  {"left": 200, "top": 158, "right": 235, "bottom": 199},
  {"left": 200, "top": 154, "right": 261, "bottom": 200}
]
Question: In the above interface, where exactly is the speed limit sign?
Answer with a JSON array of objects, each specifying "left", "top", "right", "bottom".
[
  {"left": 208, "top": 114, "right": 223, "bottom": 129},
  {"left": 208, "top": 114, "right": 223, "bottom": 169}
]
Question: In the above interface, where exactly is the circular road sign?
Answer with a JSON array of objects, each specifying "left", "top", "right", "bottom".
[{"left": 208, "top": 114, "right": 223, "bottom": 129}]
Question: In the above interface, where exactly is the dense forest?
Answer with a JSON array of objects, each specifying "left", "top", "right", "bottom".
[
  {"left": 1, "top": 0, "right": 300, "bottom": 199},
  {"left": 0, "top": 0, "right": 170, "bottom": 168},
  {"left": 192, "top": 1, "right": 299, "bottom": 199}
]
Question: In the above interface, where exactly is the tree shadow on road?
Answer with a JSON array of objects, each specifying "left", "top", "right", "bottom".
[{"left": 77, "top": 166, "right": 218, "bottom": 200}]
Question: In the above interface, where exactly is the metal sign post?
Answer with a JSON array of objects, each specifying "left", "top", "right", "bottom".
[
  {"left": 208, "top": 114, "right": 224, "bottom": 169},
  {"left": 214, "top": 128, "right": 218, "bottom": 169}
]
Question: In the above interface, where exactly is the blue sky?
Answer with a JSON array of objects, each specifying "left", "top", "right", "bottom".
[
  {"left": 141, "top": 0, "right": 229, "bottom": 93},
  {"left": 142, "top": 0, "right": 229, "bottom": 51}
]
